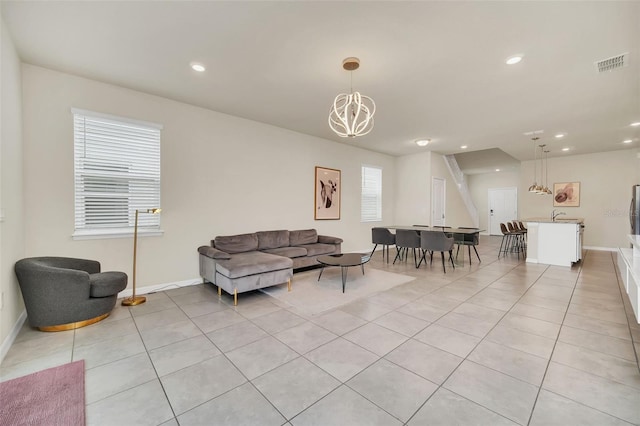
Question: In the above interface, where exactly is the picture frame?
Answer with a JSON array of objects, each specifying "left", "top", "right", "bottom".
[
  {"left": 553, "top": 182, "right": 580, "bottom": 207},
  {"left": 314, "top": 166, "right": 341, "bottom": 220}
]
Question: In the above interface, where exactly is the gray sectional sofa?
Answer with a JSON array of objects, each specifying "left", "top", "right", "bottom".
[{"left": 198, "top": 229, "right": 342, "bottom": 305}]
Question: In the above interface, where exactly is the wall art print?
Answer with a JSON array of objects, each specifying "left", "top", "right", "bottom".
[
  {"left": 314, "top": 166, "right": 341, "bottom": 220},
  {"left": 553, "top": 182, "right": 580, "bottom": 207}
]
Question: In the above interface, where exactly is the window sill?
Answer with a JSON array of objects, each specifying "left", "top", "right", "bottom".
[{"left": 72, "top": 228, "right": 164, "bottom": 240}]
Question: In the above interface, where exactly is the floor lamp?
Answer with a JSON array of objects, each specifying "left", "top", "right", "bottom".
[{"left": 122, "top": 208, "right": 162, "bottom": 306}]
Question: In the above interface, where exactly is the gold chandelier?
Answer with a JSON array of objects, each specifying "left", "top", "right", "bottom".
[{"left": 329, "top": 57, "right": 376, "bottom": 138}]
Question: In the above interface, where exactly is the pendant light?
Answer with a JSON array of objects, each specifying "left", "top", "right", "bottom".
[
  {"left": 542, "top": 148, "right": 552, "bottom": 195},
  {"left": 537, "top": 144, "right": 548, "bottom": 195},
  {"left": 527, "top": 136, "right": 540, "bottom": 192}
]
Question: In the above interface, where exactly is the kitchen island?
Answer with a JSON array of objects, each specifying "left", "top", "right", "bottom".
[
  {"left": 525, "top": 218, "right": 584, "bottom": 267},
  {"left": 617, "top": 235, "right": 640, "bottom": 324}
]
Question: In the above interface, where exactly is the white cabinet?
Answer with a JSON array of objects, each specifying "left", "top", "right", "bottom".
[
  {"left": 525, "top": 220, "right": 583, "bottom": 267},
  {"left": 617, "top": 235, "right": 640, "bottom": 324}
]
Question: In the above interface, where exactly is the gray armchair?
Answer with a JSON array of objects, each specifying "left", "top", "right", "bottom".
[{"left": 14, "top": 257, "right": 127, "bottom": 331}]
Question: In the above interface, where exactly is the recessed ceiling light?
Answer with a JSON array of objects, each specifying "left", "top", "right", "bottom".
[
  {"left": 415, "top": 139, "right": 430, "bottom": 147},
  {"left": 190, "top": 62, "right": 206, "bottom": 72},
  {"left": 460, "top": 145, "right": 468, "bottom": 149},
  {"left": 506, "top": 55, "right": 523, "bottom": 65},
  {"left": 623, "top": 139, "right": 633, "bottom": 144},
  {"left": 631, "top": 122, "right": 640, "bottom": 127},
  {"left": 562, "top": 147, "right": 570, "bottom": 151},
  {"left": 555, "top": 133, "right": 565, "bottom": 138},
  {"left": 495, "top": 169, "right": 501, "bottom": 172}
]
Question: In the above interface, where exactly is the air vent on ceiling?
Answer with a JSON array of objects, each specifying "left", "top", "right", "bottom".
[{"left": 595, "top": 53, "right": 628, "bottom": 73}]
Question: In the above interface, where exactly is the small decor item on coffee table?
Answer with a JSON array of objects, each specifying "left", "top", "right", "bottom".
[{"left": 316, "top": 253, "right": 371, "bottom": 293}]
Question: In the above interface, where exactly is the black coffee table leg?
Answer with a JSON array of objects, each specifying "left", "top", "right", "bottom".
[
  {"left": 341, "top": 266, "right": 348, "bottom": 293},
  {"left": 317, "top": 266, "right": 325, "bottom": 282}
]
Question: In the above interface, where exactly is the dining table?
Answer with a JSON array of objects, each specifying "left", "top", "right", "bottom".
[{"left": 384, "top": 225, "right": 484, "bottom": 266}]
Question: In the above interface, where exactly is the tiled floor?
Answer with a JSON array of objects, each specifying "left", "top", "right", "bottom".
[{"left": 2, "top": 236, "right": 640, "bottom": 425}]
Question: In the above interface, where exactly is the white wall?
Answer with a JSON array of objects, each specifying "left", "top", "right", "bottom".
[
  {"left": 0, "top": 18, "right": 25, "bottom": 351},
  {"left": 430, "top": 153, "right": 474, "bottom": 228},
  {"left": 468, "top": 170, "right": 520, "bottom": 233},
  {"left": 21, "top": 65, "right": 396, "bottom": 291},
  {"left": 520, "top": 149, "right": 639, "bottom": 248}
]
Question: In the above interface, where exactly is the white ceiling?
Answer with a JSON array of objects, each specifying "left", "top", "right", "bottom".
[{"left": 2, "top": 1, "right": 639, "bottom": 173}]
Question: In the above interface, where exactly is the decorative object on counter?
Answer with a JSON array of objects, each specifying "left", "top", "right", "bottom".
[
  {"left": 553, "top": 182, "right": 580, "bottom": 207},
  {"left": 315, "top": 166, "right": 341, "bottom": 220},
  {"left": 122, "top": 208, "right": 162, "bottom": 306},
  {"left": 329, "top": 57, "right": 376, "bottom": 138}
]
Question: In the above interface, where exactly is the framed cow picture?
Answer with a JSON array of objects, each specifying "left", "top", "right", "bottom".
[{"left": 314, "top": 166, "right": 341, "bottom": 220}]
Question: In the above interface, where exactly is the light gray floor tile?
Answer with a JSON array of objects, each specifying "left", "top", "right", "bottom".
[
  {"left": 179, "top": 299, "right": 229, "bottom": 318},
  {"left": 525, "top": 283, "right": 574, "bottom": 302},
  {"left": 385, "top": 339, "right": 462, "bottom": 385},
  {"left": 252, "top": 309, "right": 307, "bottom": 334},
  {"left": 74, "top": 317, "right": 138, "bottom": 348},
  {"left": 0, "top": 350, "right": 72, "bottom": 382},
  {"left": 85, "top": 352, "right": 157, "bottom": 404},
  {"left": 2, "top": 329, "right": 73, "bottom": 367},
  {"left": 167, "top": 287, "right": 216, "bottom": 306},
  {"left": 274, "top": 321, "right": 337, "bottom": 354},
  {"left": 510, "top": 302, "right": 565, "bottom": 325},
  {"left": 339, "top": 299, "right": 394, "bottom": 321},
  {"left": 158, "top": 418, "right": 179, "bottom": 426},
  {"left": 139, "top": 319, "right": 203, "bottom": 350},
  {"left": 305, "top": 337, "right": 379, "bottom": 382},
  {"left": 254, "top": 357, "right": 340, "bottom": 419},
  {"left": 435, "top": 312, "right": 497, "bottom": 338},
  {"left": 431, "top": 286, "right": 477, "bottom": 302},
  {"left": 348, "top": 358, "right": 438, "bottom": 422},
  {"left": 518, "top": 294, "right": 569, "bottom": 312},
  {"left": 133, "top": 307, "right": 191, "bottom": 331},
  {"left": 486, "top": 324, "right": 556, "bottom": 359},
  {"left": 149, "top": 334, "right": 221, "bottom": 377},
  {"left": 373, "top": 311, "right": 430, "bottom": 337},
  {"left": 567, "top": 303, "right": 629, "bottom": 325},
  {"left": 127, "top": 292, "right": 178, "bottom": 317},
  {"left": 343, "top": 323, "right": 408, "bottom": 356},
  {"left": 563, "top": 313, "right": 632, "bottom": 341},
  {"left": 551, "top": 342, "right": 640, "bottom": 390},
  {"left": 234, "top": 299, "right": 283, "bottom": 320},
  {"left": 415, "top": 293, "right": 462, "bottom": 310},
  {"left": 558, "top": 326, "right": 636, "bottom": 361},
  {"left": 543, "top": 362, "right": 640, "bottom": 424},
  {"left": 291, "top": 385, "right": 402, "bottom": 426},
  {"left": 408, "top": 387, "right": 518, "bottom": 426},
  {"left": 468, "top": 340, "right": 548, "bottom": 386},
  {"left": 414, "top": 324, "right": 481, "bottom": 358},
  {"left": 73, "top": 332, "right": 146, "bottom": 369},
  {"left": 453, "top": 302, "right": 506, "bottom": 322},
  {"left": 310, "top": 309, "right": 367, "bottom": 335},
  {"left": 177, "top": 382, "right": 286, "bottom": 426},
  {"left": 86, "top": 379, "right": 174, "bottom": 426},
  {"left": 206, "top": 320, "right": 268, "bottom": 353},
  {"left": 161, "top": 355, "right": 246, "bottom": 415},
  {"left": 397, "top": 300, "right": 449, "bottom": 322},
  {"left": 226, "top": 336, "right": 299, "bottom": 380},
  {"left": 499, "top": 312, "right": 561, "bottom": 339},
  {"left": 444, "top": 360, "right": 539, "bottom": 425},
  {"left": 191, "top": 309, "right": 247, "bottom": 333},
  {"left": 467, "top": 288, "right": 520, "bottom": 311},
  {"left": 529, "top": 389, "right": 634, "bottom": 426}
]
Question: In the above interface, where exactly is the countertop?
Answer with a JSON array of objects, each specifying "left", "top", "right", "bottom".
[{"left": 524, "top": 217, "right": 585, "bottom": 224}]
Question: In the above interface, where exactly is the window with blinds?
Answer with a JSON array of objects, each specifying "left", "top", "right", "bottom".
[
  {"left": 72, "top": 109, "right": 162, "bottom": 238},
  {"left": 361, "top": 165, "right": 382, "bottom": 222}
]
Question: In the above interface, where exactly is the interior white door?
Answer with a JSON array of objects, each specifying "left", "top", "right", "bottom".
[
  {"left": 432, "top": 177, "right": 446, "bottom": 226},
  {"left": 488, "top": 187, "right": 518, "bottom": 235}
]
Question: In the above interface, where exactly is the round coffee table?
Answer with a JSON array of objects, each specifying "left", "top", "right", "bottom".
[{"left": 316, "top": 253, "right": 371, "bottom": 293}]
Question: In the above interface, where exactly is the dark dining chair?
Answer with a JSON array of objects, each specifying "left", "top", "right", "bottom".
[
  {"left": 371, "top": 227, "right": 396, "bottom": 263},
  {"left": 417, "top": 231, "right": 455, "bottom": 273},
  {"left": 454, "top": 228, "right": 481, "bottom": 264},
  {"left": 393, "top": 229, "right": 421, "bottom": 267}
]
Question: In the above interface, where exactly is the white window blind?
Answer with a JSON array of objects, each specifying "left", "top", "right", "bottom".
[
  {"left": 73, "top": 109, "right": 162, "bottom": 238},
  {"left": 361, "top": 165, "right": 382, "bottom": 222}
]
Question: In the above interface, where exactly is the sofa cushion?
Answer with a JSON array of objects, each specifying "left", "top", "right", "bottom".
[
  {"left": 290, "top": 229, "right": 318, "bottom": 246},
  {"left": 198, "top": 246, "right": 232, "bottom": 260},
  {"left": 214, "top": 233, "right": 259, "bottom": 254},
  {"left": 89, "top": 271, "right": 128, "bottom": 297},
  {"left": 297, "top": 243, "right": 337, "bottom": 256},
  {"left": 257, "top": 230, "right": 290, "bottom": 250},
  {"left": 215, "top": 251, "right": 293, "bottom": 279},
  {"left": 261, "top": 246, "right": 308, "bottom": 258}
]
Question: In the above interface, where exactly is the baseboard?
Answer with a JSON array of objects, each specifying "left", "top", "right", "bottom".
[
  {"left": 0, "top": 309, "right": 27, "bottom": 365},
  {"left": 583, "top": 246, "right": 618, "bottom": 252},
  {"left": 118, "top": 277, "right": 203, "bottom": 298}
]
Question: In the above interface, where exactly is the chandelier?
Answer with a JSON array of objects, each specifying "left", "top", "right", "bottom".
[{"left": 329, "top": 57, "right": 376, "bottom": 138}]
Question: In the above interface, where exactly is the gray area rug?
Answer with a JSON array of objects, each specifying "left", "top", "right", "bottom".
[{"left": 261, "top": 267, "right": 415, "bottom": 315}]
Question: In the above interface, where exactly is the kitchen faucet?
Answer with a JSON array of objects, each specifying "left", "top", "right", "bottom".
[{"left": 551, "top": 210, "right": 566, "bottom": 221}]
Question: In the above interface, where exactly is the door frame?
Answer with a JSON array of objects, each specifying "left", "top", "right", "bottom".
[{"left": 431, "top": 177, "right": 446, "bottom": 227}]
